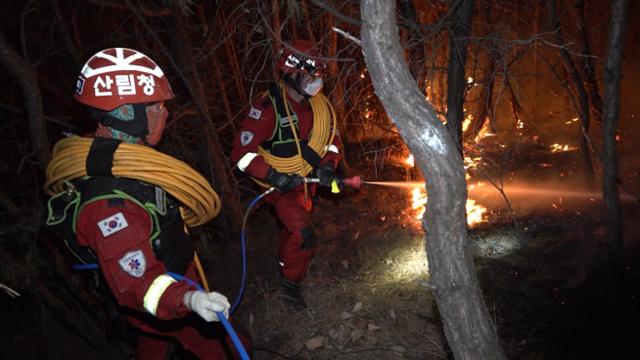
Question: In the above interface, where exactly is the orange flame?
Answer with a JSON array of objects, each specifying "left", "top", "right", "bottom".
[
  {"left": 474, "top": 120, "right": 495, "bottom": 142},
  {"left": 462, "top": 114, "right": 473, "bottom": 132},
  {"left": 409, "top": 186, "right": 487, "bottom": 227},
  {"left": 466, "top": 199, "right": 487, "bottom": 226},
  {"left": 464, "top": 156, "right": 482, "bottom": 170},
  {"left": 405, "top": 154, "right": 415, "bottom": 168},
  {"left": 550, "top": 143, "right": 576, "bottom": 152},
  {"left": 411, "top": 187, "right": 428, "bottom": 220}
]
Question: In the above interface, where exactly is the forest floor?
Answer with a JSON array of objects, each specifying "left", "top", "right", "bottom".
[
  {"left": 212, "top": 135, "right": 640, "bottom": 360},
  {"left": 3, "top": 134, "right": 640, "bottom": 360}
]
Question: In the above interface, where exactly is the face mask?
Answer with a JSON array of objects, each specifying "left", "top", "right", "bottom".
[
  {"left": 301, "top": 76, "right": 323, "bottom": 97},
  {"left": 145, "top": 102, "right": 168, "bottom": 146}
]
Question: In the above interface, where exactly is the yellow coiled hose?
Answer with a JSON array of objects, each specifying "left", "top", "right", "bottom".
[
  {"left": 44, "top": 137, "right": 221, "bottom": 227},
  {"left": 253, "top": 90, "right": 337, "bottom": 188}
]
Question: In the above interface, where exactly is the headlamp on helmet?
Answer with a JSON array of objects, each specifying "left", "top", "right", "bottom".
[{"left": 277, "top": 40, "right": 325, "bottom": 77}]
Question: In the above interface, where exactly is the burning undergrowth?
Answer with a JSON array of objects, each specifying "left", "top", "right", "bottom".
[{"left": 208, "top": 136, "right": 640, "bottom": 359}]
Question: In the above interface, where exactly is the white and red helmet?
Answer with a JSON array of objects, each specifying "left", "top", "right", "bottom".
[
  {"left": 276, "top": 40, "right": 325, "bottom": 76},
  {"left": 74, "top": 48, "right": 174, "bottom": 111}
]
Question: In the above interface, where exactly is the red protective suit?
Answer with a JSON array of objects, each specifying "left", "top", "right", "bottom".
[
  {"left": 230, "top": 89, "right": 341, "bottom": 283},
  {"left": 76, "top": 197, "right": 248, "bottom": 359}
]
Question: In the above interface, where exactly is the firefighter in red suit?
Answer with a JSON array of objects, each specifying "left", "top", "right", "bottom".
[
  {"left": 230, "top": 40, "right": 341, "bottom": 310},
  {"left": 49, "top": 48, "right": 249, "bottom": 359}
]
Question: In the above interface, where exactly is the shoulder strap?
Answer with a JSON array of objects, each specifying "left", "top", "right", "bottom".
[
  {"left": 263, "top": 83, "right": 322, "bottom": 168},
  {"left": 86, "top": 137, "right": 121, "bottom": 177},
  {"left": 269, "top": 82, "right": 288, "bottom": 119}
]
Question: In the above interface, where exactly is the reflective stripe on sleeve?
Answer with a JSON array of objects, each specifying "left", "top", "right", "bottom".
[
  {"left": 324, "top": 144, "right": 339, "bottom": 154},
  {"left": 237, "top": 152, "right": 258, "bottom": 172},
  {"left": 143, "top": 274, "right": 177, "bottom": 316}
]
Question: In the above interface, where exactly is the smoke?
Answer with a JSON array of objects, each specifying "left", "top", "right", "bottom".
[{"left": 468, "top": 179, "right": 636, "bottom": 215}]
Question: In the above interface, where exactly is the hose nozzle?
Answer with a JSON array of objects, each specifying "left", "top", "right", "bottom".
[
  {"left": 342, "top": 176, "right": 362, "bottom": 189},
  {"left": 303, "top": 176, "right": 362, "bottom": 191}
]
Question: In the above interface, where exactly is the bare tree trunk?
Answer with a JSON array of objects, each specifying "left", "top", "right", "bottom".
[
  {"left": 467, "top": 2, "right": 495, "bottom": 140},
  {"left": 505, "top": 76, "right": 522, "bottom": 130},
  {"left": 361, "top": 2, "right": 506, "bottom": 359},
  {"left": 468, "top": 56, "right": 495, "bottom": 140},
  {"left": 602, "top": 0, "right": 628, "bottom": 292},
  {"left": 171, "top": 14, "right": 243, "bottom": 241},
  {"left": 445, "top": 0, "right": 475, "bottom": 151},
  {"left": 217, "top": 9, "right": 246, "bottom": 101},
  {"left": 300, "top": 0, "right": 316, "bottom": 42},
  {"left": 326, "top": 14, "right": 349, "bottom": 171},
  {"left": 50, "top": 0, "right": 82, "bottom": 69},
  {"left": 0, "top": 30, "right": 50, "bottom": 170},
  {"left": 213, "top": 59, "right": 235, "bottom": 131},
  {"left": 548, "top": 0, "right": 594, "bottom": 185},
  {"left": 575, "top": 0, "right": 604, "bottom": 127},
  {"left": 273, "top": 0, "right": 282, "bottom": 50}
]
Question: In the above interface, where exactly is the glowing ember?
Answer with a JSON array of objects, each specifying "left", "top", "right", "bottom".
[
  {"left": 409, "top": 187, "right": 487, "bottom": 227},
  {"left": 405, "top": 154, "right": 415, "bottom": 168},
  {"left": 474, "top": 119, "right": 495, "bottom": 142},
  {"left": 466, "top": 199, "right": 487, "bottom": 226},
  {"left": 550, "top": 143, "right": 576, "bottom": 152},
  {"left": 462, "top": 114, "right": 473, "bottom": 132},
  {"left": 411, "top": 187, "right": 428, "bottom": 220},
  {"left": 464, "top": 155, "right": 482, "bottom": 170}
]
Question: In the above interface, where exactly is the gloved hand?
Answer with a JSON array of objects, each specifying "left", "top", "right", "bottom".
[
  {"left": 315, "top": 164, "right": 338, "bottom": 187},
  {"left": 264, "top": 168, "right": 303, "bottom": 193},
  {"left": 184, "top": 290, "right": 230, "bottom": 322}
]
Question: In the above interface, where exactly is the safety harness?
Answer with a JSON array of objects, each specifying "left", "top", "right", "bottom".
[
  {"left": 261, "top": 83, "right": 322, "bottom": 169},
  {"left": 46, "top": 138, "right": 193, "bottom": 275}
]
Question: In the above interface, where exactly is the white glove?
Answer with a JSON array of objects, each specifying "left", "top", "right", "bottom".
[{"left": 184, "top": 290, "right": 230, "bottom": 322}]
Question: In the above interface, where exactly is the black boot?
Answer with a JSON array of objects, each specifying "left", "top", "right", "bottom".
[{"left": 278, "top": 274, "right": 308, "bottom": 311}]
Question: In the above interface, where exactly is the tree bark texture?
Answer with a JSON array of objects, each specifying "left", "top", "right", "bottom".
[
  {"left": 0, "top": 30, "right": 50, "bottom": 170},
  {"left": 547, "top": 0, "right": 594, "bottom": 184},
  {"left": 361, "top": 2, "right": 506, "bottom": 359},
  {"left": 602, "top": 0, "right": 628, "bottom": 290},
  {"left": 445, "top": 0, "right": 475, "bottom": 151}
]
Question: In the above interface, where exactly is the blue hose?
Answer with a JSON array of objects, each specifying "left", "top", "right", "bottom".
[
  {"left": 71, "top": 263, "right": 99, "bottom": 270},
  {"left": 71, "top": 186, "right": 275, "bottom": 360},
  {"left": 229, "top": 188, "right": 275, "bottom": 313},
  {"left": 166, "top": 272, "right": 250, "bottom": 360}
]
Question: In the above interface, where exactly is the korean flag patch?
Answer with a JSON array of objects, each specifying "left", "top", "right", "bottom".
[
  {"left": 240, "top": 131, "right": 254, "bottom": 146},
  {"left": 248, "top": 107, "right": 262, "bottom": 120},
  {"left": 118, "top": 250, "right": 146, "bottom": 278},
  {"left": 98, "top": 212, "right": 129, "bottom": 237}
]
